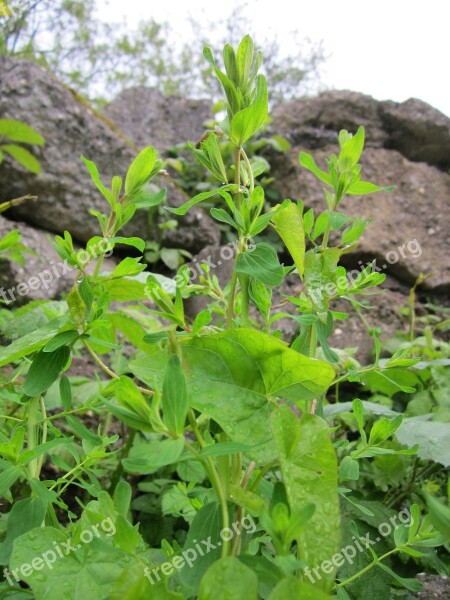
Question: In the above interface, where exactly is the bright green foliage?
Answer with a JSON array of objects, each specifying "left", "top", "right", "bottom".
[
  {"left": 0, "top": 31, "right": 447, "bottom": 600},
  {"left": 272, "top": 407, "right": 340, "bottom": 590}
]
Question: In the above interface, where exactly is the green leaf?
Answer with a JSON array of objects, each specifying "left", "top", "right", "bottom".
[
  {"left": 198, "top": 557, "right": 258, "bottom": 600},
  {"left": 338, "top": 126, "right": 365, "bottom": 169},
  {"left": 0, "top": 464, "right": 23, "bottom": 497},
  {"left": 339, "top": 456, "right": 360, "bottom": 482},
  {"left": 162, "top": 355, "right": 189, "bottom": 436},
  {"left": 43, "top": 329, "right": 79, "bottom": 352},
  {"left": 236, "top": 35, "right": 254, "bottom": 89},
  {"left": 230, "top": 75, "right": 268, "bottom": 145},
  {"left": 0, "top": 497, "right": 47, "bottom": 564},
  {"left": 130, "top": 330, "right": 335, "bottom": 463},
  {"left": 210, "top": 207, "right": 237, "bottom": 229},
  {"left": 123, "top": 437, "right": 184, "bottom": 474},
  {"left": 271, "top": 407, "right": 340, "bottom": 590},
  {"left": 377, "top": 562, "right": 423, "bottom": 592},
  {"left": 272, "top": 200, "right": 305, "bottom": 277},
  {"left": 395, "top": 420, "right": 450, "bottom": 466},
  {"left": 10, "top": 526, "right": 133, "bottom": 600},
  {"left": 0, "top": 119, "right": 44, "bottom": 145},
  {"left": 1, "top": 144, "right": 41, "bottom": 174},
  {"left": 108, "top": 236, "right": 145, "bottom": 252},
  {"left": 125, "top": 146, "right": 159, "bottom": 194},
  {"left": 235, "top": 242, "right": 284, "bottom": 286},
  {"left": 81, "top": 155, "right": 115, "bottom": 205},
  {"left": 424, "top": 493, "right": 450, "bottom": 541},
  {"left": 299, "top": 153, "right": 331, "bottom": 186},
  {"left": 165, "top": 184, "right": 237, "bottom": 216},
  {"left": 23, "top": 347, "right": 70, "bottom": 396},
  {"left": 347, "top": 181, "right": 395, "bottom": 195},
  {"left": 269, "top": 577, "right": 330, "bottom": 600},
  {"left": 180, "top": 502, "right": 230, "bottom": 593}
]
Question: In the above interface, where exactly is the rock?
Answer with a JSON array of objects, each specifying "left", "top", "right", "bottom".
[
  {"left": 271, "top": 91, "right": 388, "bottom": 150},
  {"left": 380, "top": 98, "right": 450, "bottom": 171},
  {"left": 271, "top": 91, "right": 450, "bottom": 170},
  {"left": 0, "top": 57, "right": 219, "bottom": 255},
  {"left": 414, "top": 574, "right": 450, "bottom": 599},
  {"left": 271, "top": 146, "right": 450, "bottom": 292},
  {"left": 0, "top": 215, "right": 117, "bottom": 305},
  {"left": 103, "top": 87, "right": 211, "bottom": 154}
]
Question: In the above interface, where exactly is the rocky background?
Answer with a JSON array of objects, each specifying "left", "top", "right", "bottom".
[{"left": 0, "top": 56, "right": 449, "bottom": 363}]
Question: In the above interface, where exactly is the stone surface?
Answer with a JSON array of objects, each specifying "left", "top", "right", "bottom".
[
  {"left": 103, "top": 86, "right": 211, "bottom": 154},
  {"left": 0, "top": 57, "right": 219, "bottom": 255},
  {"left": 0, "top": 215, "right": 117, "bottom": 305},
  {"left": 271, "top": 146, "right": 450, "bottom": 292},
  {"left": 271, "top": 90, "right": 450, "bottom": 170}
]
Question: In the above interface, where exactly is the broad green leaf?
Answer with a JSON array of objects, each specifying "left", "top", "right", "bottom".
[
  {"left": 180, "top": 502, "right": 233, "bottom": 593},
  {"left": 23, "top": 347, "right": 70, "bottom": 396},
  {"left": 230, "top": 75, "right": 268, "bottom": 145},
  {"left": 162, "top": 355, "right": 189, "bottom": 436},
  {"left": 0, "top": 497, "right": 47, "bottom": 564},
  {"left": 272, "top": 200, "right": 305, "bottom": 277},
  {"left": 271, "top": 407, "right": 340, "bottom": 591},
  {"left": 198, "top": 557, "right": 258, "bottom": 600},
  {"left": 111, "top": 563, "right": 183, "bottom": 600},
  {"left": 130, "top": 330, "right": 335, "bottom": 463},
  {"left": 0, "top": 119, "right": 44, "bottom": 145},
  {"left": 395, "top": 420, "right": 450, "bottom": 466},
  {"left": 269, "top": 577, "right": 330, "bottom": 600},
  {"left": 10, "top": 526, "right": 132, "bottom": 600},
  {"left": 125, "top": 146, "right": 159, "bottom": 194},
  {"left": 1, "top": 144, "right": 41, "bottom": 174},
  {"left": 299, "top": 152, "right": 331, "bottom": 186},
  {"left": 235, "top": 242, "right": 284, "bottom": 286},
  {"left": 122, "top": 437, "right": 184, "bottom": 474},
  {"left": 210, "top": 207, "right": 238, "bottom": 229}
]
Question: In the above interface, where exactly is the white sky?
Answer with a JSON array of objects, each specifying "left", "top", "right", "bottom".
[{"left": 97, "top": 0, "right": 450, "bottom": 116}]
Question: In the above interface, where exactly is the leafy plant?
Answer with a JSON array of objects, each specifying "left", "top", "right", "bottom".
[{"left": 0, "top": 34, "right": 447, "bottom": 600}]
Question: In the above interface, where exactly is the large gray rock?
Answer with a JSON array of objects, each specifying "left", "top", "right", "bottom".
[
  {"left": 103, "top": 87, "right": 211, "bottom": 153},
  {"left": 0, "top": 57, "right": 219, "bottom": 254},
  {"left": 271, "top": 91, "right": 450, "bottom": 170},
  {"left": 271, "top": 146, "right": 450, "bottom": 292}
]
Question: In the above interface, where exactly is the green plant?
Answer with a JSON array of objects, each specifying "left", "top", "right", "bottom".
[{"left": 0, "top": 35, "right": 447, "bottom": 600}]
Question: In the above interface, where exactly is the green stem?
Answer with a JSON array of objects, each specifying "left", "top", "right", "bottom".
[
  {"left": 35, "top": 397, "right": 48, "bottom": 477},
  {"left": 188, "top": 410, "right": 231, "bottom": 557},
  {"left": 309, "top": 324, "right": 317, "bottom": 358},
  {"left": 27, "top": 397, "right": 40, "bottom": 479},
  {"left": 336, "top": 548, "right": 398, "bottom": 589},
  {"left": 240, "top": 148, "right": 254, "bottom": 193}
]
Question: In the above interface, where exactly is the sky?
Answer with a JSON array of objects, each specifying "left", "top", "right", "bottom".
[{"left": 97, "top": 0, "right": 449, "bottom": 116}]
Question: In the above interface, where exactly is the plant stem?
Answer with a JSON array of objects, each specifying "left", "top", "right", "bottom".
[
  {"left": 84, "top": 341, "right": 153, "bottom": 396},
  {"left": 336, "top": 548, "right": 398, "bottom": 588},
  {"left": 309, "top": 323, "right": 317, "bottom": 358},
  {"left": 188, "top": 410, "right": 231, "bottom": 557},
  {"left": 35, "top": 396, "right": 48, "bottom": 476},
  {"left": 240, "top": 148, "right": 254, "bottom": 193},
  {"left": 27, "top": 396, "right": 40, "bottom": 479}
]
